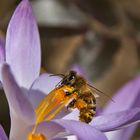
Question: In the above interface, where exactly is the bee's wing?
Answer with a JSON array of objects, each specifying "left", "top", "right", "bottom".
[
  {"left": 89, "top": 89, "right": 100, "bottom": 98},
  {"left": 87, "top": 83, "right": 114, "bottom": 102}
]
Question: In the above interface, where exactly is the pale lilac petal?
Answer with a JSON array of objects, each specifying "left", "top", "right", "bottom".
[
  {"left": 6, "top": 0, "right": 41, "bottom": 88},
  {"left": 27, "top": 121, "right": 65, "bottom": 140},
  {"left": 105, "top": 125, "right": 137, "bottom": 140},
  {"left": 31, "top": 73, "right": 61, "bottom": 94},
  {"left": 29, "top": 73, "right": 61, "bottom": 108},
  {"left": 10, "top": 116, "right": 34, "bottom": 140},
  {"left": 53, "top": 138, "right": 67, "bottom": 140},
  {"left": 91, "top": 108, "right": 140, "bottom": 132},
  {"left": 55, "top": 120, "right": 107, "bottom": 140},
  {"left": 63, "top": 108, "right": 101, "bottom": 120},
  {"left": 120, "top": 125, "right": 137, "bottom": 140},
  {"left": 1, "top": 63, "right": 35, "bottom": 123},
  {"left": 28, "top": 88, "right": 45, "bottom": 109},
  {"left": 62, "top": 109, "right": 79, "bottom": 121},
  {"left": 0, "top": 125, "right": 8, "bottom": 140},
  {"left": 29, "top": 73, "right": 70, "bottom": 118},
  {"left": 103, "top": 75, "right": 140, "bottom": 114}
]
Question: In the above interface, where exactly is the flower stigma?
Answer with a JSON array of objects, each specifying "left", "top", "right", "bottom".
[{"left": 28, "top": 85, "right": 77, "bottom": 140}]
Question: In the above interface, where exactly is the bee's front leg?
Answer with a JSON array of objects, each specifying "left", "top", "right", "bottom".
[
  {"left": 65, "top": 89, "right": 79, "bottom": 96},
  {"left": 67, "top": 99, "right": 77, "bottom": 109}
]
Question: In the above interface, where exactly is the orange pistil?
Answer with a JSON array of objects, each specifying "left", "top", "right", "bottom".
[
  {"left": 28, "top": 85, "right": 77, "bottom": 140},
  {"left": 28, "top": 133, "right": 46, "bottom": 140}
]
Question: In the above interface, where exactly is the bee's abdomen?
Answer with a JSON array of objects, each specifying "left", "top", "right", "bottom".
[
  {"left": 79, "top": 94, "right": 96, "bottom": 123},
  {"left": 79, "top": 109, "right": 95, "bottom": 123}
]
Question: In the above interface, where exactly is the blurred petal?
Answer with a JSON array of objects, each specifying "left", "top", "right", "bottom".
[
  {"left": 0, "top": 38, "right": 5, "bottom": 62},
  {"left": 0, "top": 38, "right": 5, "bottom": 82},
  {"left": 1, "top": 63, "right": 35, "bottom": 123},
  {"left": 6, "top": 0, "right": 41, "bottom": 88},
  {"left": 71, "top": 64, "right": 87, "bottom": 76},
  {"left": 91, "top": 108, "right": 140, "bottom": 132},
  {"left": 103, "top": 75, "right": 140, "bottom": 114},
  {"left": 102, "top": 75, "right": 140, "bottom": 139},
  {"left": 55, "top": 120, "right": 107, "bottom": 140},
  {"left": 0, "top": 125, "right": 8, "bottom": 140},
  {"left": 105, "top": 125, "right": 137, "bottom": 140}
]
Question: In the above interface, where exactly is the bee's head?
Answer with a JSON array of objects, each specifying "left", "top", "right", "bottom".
[{"left": 61, "top": 71, "right": 77, "bottom": 86}]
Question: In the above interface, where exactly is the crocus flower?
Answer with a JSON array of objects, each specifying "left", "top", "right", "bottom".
[
  {"left": 0, "top": 0, "right": 107, "bottom": 139},
  {"left": 0, "top": 0, "right": 140, "bottom": 140}
]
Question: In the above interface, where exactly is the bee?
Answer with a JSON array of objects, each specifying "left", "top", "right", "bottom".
[
  {"left": 59, "top": 71, "right": 96, "bottom": 123},
  {"left": 51, "top": 71, "right": 111, "bottom": 123}
]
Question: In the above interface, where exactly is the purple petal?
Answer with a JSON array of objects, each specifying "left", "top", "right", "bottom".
[
  {"left": 29, "top": 73, "right": 61, "bottom": 108},
  {"left": 6, "top": 0, "right": 41, "bottom": 88},
  {"left": 53, "top": 138, "right": 67, "bottom": 140},
  {"left": 29, "top": 73, "right": 70, "bottom": 118},
  {"left": 71, "top": 64, "right": 87, "bottom": 77},
  {"left": 31, "top": 73, "right": 61, "bottom": 94},
  {"left": 103, "top": 75, "right": 140, "bottom": 114},
  {"left": 105, "top": 125, "right": 137, "bottom": 140},
  {"left": 1, "top": 63, "right": 35, "bottom": 123},
  {"left": 0, "top": 125, "right": 8, "bottom": 140},
  {"left": 63, "top": 107, "right": 101, "bottom": 120},
  {"left": 62, "top": 109, "right": 79, "bottom": 121},
  {"left": 102, "top": 75, "right": 140, "bottom": 140},
  {"left": 55, "top": 120, "right": 107, "bottom": 140},
  {"left": 91, "top": 108, "right": 140, "bottom": 132},
  {"left": 27, "top": 121, "right": 65, "bottom": 140}
]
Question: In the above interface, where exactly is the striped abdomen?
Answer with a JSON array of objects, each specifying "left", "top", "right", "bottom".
[{"left": 79, "top": 92, "right": 96, "bottom": 123}]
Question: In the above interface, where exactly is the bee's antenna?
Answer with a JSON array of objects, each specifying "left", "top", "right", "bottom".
[
  {"left": 55, "top": 79, "right": 63, "bottom": 87},
  {"left": 87, "top": 83, "right": 115, "bottom": 103},
  {"left": 49, "top": 74, "right": 65, "bottom": 87},
  {"left": 49, "top": 74, "right": 65, "bottom": 77}
]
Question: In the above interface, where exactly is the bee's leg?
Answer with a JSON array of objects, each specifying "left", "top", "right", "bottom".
[
  {"left": 65, "top": 91, "right": 73, "bottom": 96},
  {"left": 65, "top": 89, "right": 79, "bottom": 96},
  {"left": 67, "top": 99, "right": 77, "bottom": 109}
]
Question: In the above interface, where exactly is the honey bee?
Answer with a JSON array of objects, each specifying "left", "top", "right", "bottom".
[{"left": 51, "top": 71, "right": 111, "bottom": 123}]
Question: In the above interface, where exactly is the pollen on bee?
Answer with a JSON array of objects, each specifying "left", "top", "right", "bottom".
[
  {"left": 75, "top": 99, "right": 87, "bottom": 109},
  {"left": 28, "top": 133, "right": 46, "bottom": 140}
]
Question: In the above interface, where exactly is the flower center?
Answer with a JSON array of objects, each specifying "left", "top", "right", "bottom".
[
  {"left": 28, "top": 85, "right": 76, "bottom": 140},
  {"left": 28, "top": 133, "right": 46, "bottom": 140}
]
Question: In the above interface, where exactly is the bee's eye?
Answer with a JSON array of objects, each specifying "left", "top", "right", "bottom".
[{"left": 69, "top": 76, "right": 75, "bottom": 81}]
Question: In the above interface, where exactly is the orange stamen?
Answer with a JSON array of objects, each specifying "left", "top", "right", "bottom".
[
  {"left": 45, "top": 97, "right": 70, "bottom": 121},
  {"left": 30, "top": 85, "right": 76, "bottom": 138},
  {"left": 28, "top": 133, "right": 46, "bottom": 140}
]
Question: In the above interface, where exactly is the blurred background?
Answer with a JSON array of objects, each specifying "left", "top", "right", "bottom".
[{"left": 0, "top": 0, "right": 140, "bottom": 139}]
